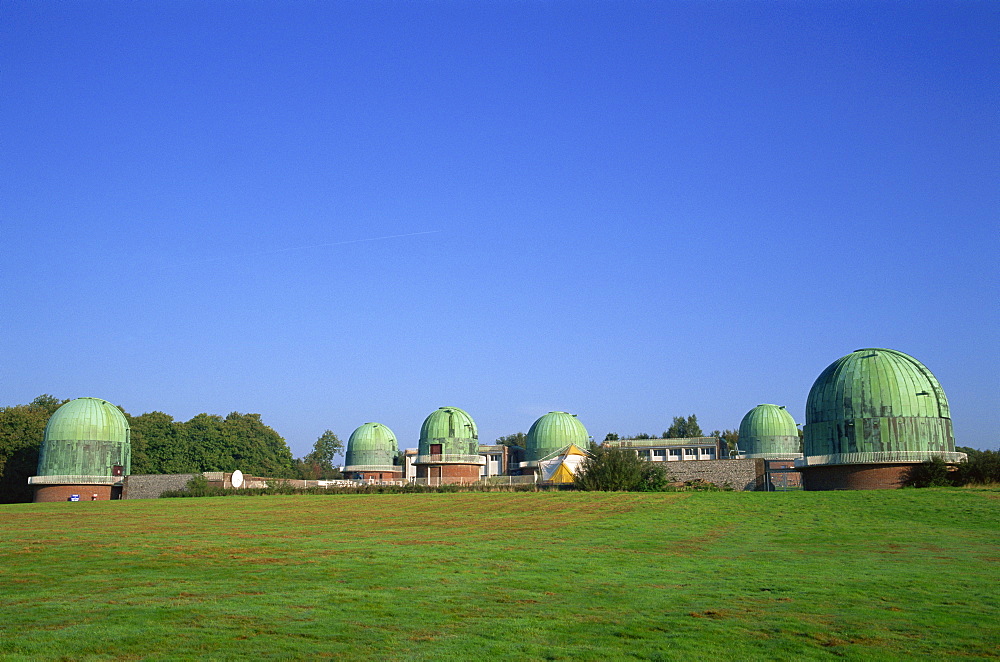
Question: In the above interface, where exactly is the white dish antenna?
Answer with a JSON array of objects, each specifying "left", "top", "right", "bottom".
[{"left": 231, "top": 469, "right": 244, "bottom": 488}]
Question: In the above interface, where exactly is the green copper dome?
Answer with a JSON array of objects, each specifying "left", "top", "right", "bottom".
[
  {"left": 737, "top": 404, "right": 801, "bottom": 459},
  {"left": 803, "top": 348, "right": 957, "bottom": 465},
  {"left": 525, "top": 411, "right": 590, "bottom": 463},
  {"left": 37, "top": 397, "right": 131, "bottom": 477},
  {"left": 418, "top": 407, "right": 479, "bottom": 457},
  {"left": 344, "top": 422, "right": 400, "bottom": 472}
]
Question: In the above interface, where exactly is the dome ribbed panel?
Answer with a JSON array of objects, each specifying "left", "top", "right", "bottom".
[
  {"left": 525, "top": 412, "right": 589, "bottom": 462},
  {"left": 803, "top": 348, "right": 954, "bottom": 462},
  {"left": 418, "top": 407, "right": 478, "bottom": 456},
  {"left": 344, "top": 422, "right": 399, "bottom": 469},
  {"left": 738, "top": 404, "right": 800, "bottom": 457},
  {"left": 37, "top": 398, "right": 131, "bottom": 477}
]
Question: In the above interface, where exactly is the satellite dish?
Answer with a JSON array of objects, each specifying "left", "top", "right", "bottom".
[{"left": 231, "top": 470, "right": 244, "bottom": 488}]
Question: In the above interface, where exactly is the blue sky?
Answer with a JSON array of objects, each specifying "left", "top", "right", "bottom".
[{"left": 2, "top": 1, "right": 997, "bottom": 456}]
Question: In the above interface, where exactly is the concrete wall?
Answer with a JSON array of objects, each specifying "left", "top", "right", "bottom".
[
  {"left": 662, "top": 459, "right": 765, "bottom": 491},
  {"left": 122, "top": 473, "right": 199, "bottom": 499}
]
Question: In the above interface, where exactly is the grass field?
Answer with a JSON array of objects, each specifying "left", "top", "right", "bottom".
[{"left": 1, "top": 490, "right": 997, "bottom": 661}]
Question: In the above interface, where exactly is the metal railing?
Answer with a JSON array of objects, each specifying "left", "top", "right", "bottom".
[
  {"left": 27, "top": 475, "right": 121, "bottom": 485},
  {"left": 796, "top": 451, "right": 967, "bottom": 467},
  {"left": 410, "top": 475, "right": 536, "bottom": 487},
  {"left": 741, "top": 453, "right": 804, "bottom": 460},
  {"left": 413, "top": 454, "right": 486, "bottom": 465},
  {"left": 342, "top": 465, "right": 403, "bottom": 473}
]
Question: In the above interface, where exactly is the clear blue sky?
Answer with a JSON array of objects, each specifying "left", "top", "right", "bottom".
[{"left": 2, "top": 1, "right": 997, "bottom": 455}]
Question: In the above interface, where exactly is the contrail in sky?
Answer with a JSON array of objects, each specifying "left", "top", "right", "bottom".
[{"left": 158, "top": 230, "right": 441, "bottom": 270}]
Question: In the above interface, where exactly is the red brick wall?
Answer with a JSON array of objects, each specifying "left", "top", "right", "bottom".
[
  {"left": 800, "top": 464, "right": 912, "bottom": 491},
  {"left": 34, "top": 485, "right": 113, "bottom": 503},
  {"left": 415, "top": 463, "right": 481, "bottom": 484},
  {"left": 357, "top": 471, "right": 403, "bottom": 480}
]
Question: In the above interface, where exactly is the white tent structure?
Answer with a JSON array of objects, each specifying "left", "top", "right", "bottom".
[{"left": 536, "top": 444, "right": 590, "bottom": 484}]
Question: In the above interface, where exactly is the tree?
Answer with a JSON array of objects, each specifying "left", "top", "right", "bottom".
[
  {"left": 603, "top": 433, "right": 619, "bottom": 441},
  {"left": 633, "top": 433, "right": 652, "bottom": 440},
  {"left": 574, "top": 445, "right": 670, "bottom": 492},
  {"left": 0, "top": 395, "right": 67, "bottom": 503},
  {"left": 952, "top": 448, "right": 1000, "bottom": 485},
  {"left": 665, "top": 415, "right": 703, "bottom": 439},
  {"left": 711, "top": 429, "right": 739, "bottom": 457},
  {"left": 496, "top": 432, "right": 526, "bottom": 448},
  {"left": 297, "top": 430, "right": 343, "bottom": 480}
]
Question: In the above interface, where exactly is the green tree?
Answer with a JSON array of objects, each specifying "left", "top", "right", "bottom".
[
  {"left": 0, "top": 395, "right": 67, "bottom": 503},
  {"left": 952, "top": 448, "right": 1000, "bottom": 485},
  {"left": 665, "top": 415, "right": 703, "bottom": 438},
  {"left": 574, "top": 445, "right": 669, "bottom": 492},
  {"left": 603, "top": 432, "right": 619, "bottom": 441},
  {"left": 305, "top": 430, "right": 343, "bottom": 468},
  {"left": 711, "top": 429, "right": 740, "bottom": 456},
  {"left": 297, "top": 430, "right": 343, "bottom": 480},
  {"left": 495, "top": 432, "right": 526, "bottom": 448},
  {"left": 633, "top": 433, "right": 652, "bottom": 440}
]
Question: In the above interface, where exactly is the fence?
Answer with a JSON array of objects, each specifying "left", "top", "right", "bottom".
[{"left": 27, "top": 475, "right": 119, "bottom": 485}]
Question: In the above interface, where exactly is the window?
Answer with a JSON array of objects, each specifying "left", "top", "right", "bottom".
[
  {"left": 652, "top": 449, "right": 666, "bottom": 458},
  {"left": 669, "top": 449, "right": 681, "bottom": 456}
]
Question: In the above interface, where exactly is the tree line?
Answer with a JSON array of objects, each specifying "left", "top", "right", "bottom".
[{"left": 0, "top": 395, "right": 342, "bottom": 503}]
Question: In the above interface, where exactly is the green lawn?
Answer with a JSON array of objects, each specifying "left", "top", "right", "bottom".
[{"left": 1, "top": 490, "right": 997, "bottom": 660}]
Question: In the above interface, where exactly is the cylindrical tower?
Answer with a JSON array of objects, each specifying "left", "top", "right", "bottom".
[
  {"left": 30, "top": 397, "right": 131, "bottom": 502},
  {"left": 799, "top": 348, "right": 965, "bottom": 490},
  {"left": 413, "top": 407, "right": 483, "bottom": 485},
  {"left": 522, "top": 412, "right": 590, "bottom": 476},
  {"left": 343, "top": 422, "right": 401, "bottom": 481},
  {"left": 737, "top": 404, "right": 801, "bottom": 459}
]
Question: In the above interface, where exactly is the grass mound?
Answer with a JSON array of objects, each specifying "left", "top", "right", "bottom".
[{"left": 1, "top": 490, "right": 997, "bottom": 660}]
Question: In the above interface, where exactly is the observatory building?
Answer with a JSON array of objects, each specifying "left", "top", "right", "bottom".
[
  {"left": 520, "top": 411, "right": 591, "bottom": 479},
  {"left": 798, "top": 348, "right": 966, "bottom": 490},
  {"left": 737, "top": 405, "right": 801, "bottom": 460},
  {"left": 29, "top": 397, "right": 131, "bottom": 502},
  {"left": 412, "top": 406, "right": 484, "bottom": 484},
  {"left": 737, "top": 404, "right": 802, "bottom": 490},
  {"left": 342, "top": 422, "right": 402, "bottom": 481}
]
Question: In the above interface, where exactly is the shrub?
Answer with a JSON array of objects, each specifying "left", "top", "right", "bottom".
[
  {"left": 952, "top": 449, "right": 1000, "bottom": 485},
  {"left": 905, "top": 456, "right": 954, "bottom": 488},
  {"left": 574, "top": 446, "right": 670, "bottom": 492}
]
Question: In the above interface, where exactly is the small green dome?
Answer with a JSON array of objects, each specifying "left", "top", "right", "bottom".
[
  {"left": 737, "top": 404, "right": 801, "bottom": 459},
  {"left": 525, "top": 411, "right": 590, "bottom": 463},
  {"left": 344, "top": 422, "right": 399, "bottom": 471},
  {"left": 418, "top": 407, "right": 478, "bottom": 457},
  {"left": 37, "top": 397, "right": 131, "bottom": 477},
  {"left": 804, "top": 348, "right": 955, "bottom": 464}
]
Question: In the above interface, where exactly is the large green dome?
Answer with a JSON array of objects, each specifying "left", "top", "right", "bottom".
[
  {"left": 525, "top": 411, "right": 589, "bottom": 463},
  {"left": 803, "top": 348, "right": 957, "bottom": 465},
  {"left": 344, "top": 422, "right": 399, "bottom": 472},
  {"left": 738, "top": 404, "right": 801, "bottom": 459},
  {"left": 418, "top": 407, "right": 478, "bottom": 457},
  {"left": 37, "top": 397, "right": 131, "bottom": 477}
]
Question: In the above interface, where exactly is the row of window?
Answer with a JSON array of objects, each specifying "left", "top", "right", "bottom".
[{"left": 636, "top": 448, "right": 716, "bottom": 460}]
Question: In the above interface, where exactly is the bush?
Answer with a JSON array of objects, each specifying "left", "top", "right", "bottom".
[
  {"left": 952, "top": 449, "right": 1000, "bottom": 485},
  {"left": 905, "top": 456, "right": 954, "bottom": 487},
  {"left": 574, "top": 446, "right": 671, "bottom": 492}
]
